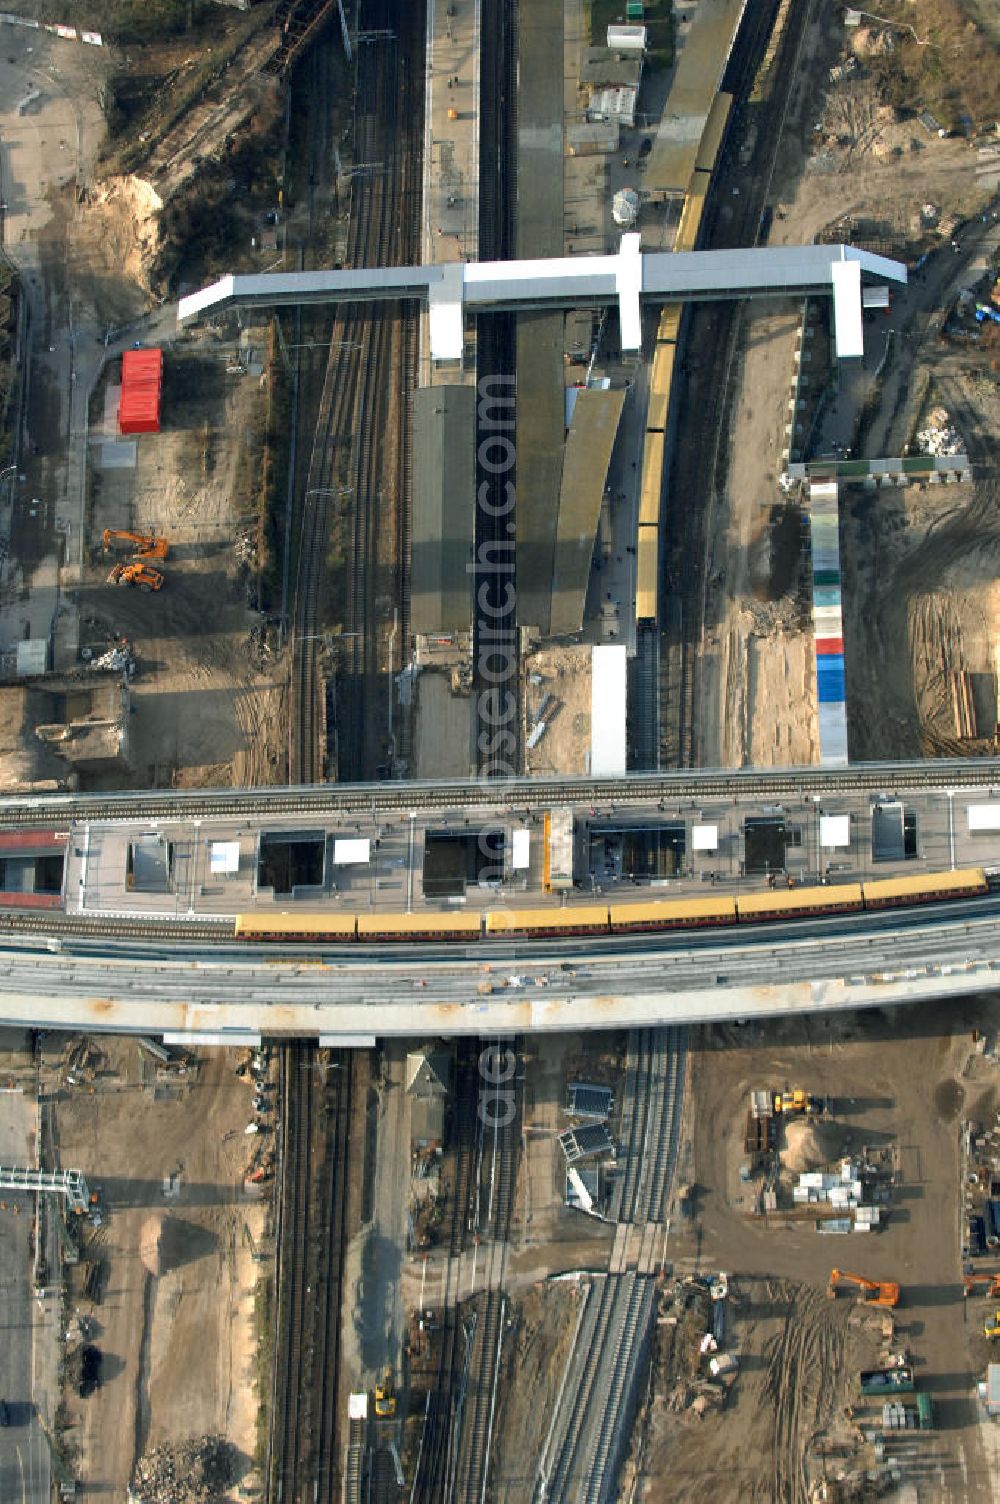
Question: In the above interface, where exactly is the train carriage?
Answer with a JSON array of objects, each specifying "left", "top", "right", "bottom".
[
  {"left": 235, "top": 912, "right": 357, "bottom": 942},
  {"left": 485, "top": 905, "right": 611, "bottom": 938},
  {"left": 862, "top": 867, "right": 987, "bottom": 910},
  {"left": 674, "top": 175, "right": 708, "bottom": 254},
  {"left": 609, "top": 895, "right": 737, "bottom": 931},
  {"left": 645, "top": 347, "right": 675, "bottom": 436},
  {"left": 357, "top": 911, "right": 484, "bottom": 942},
  {"left": 736, "top": 883, "right": 863, "bottom": 923},
  {"left": 656, "top": 305, "right": 682, "bottom": 345}
]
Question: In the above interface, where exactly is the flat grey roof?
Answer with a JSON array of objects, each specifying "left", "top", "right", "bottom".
[
  {"left": 581, "top": 48, "right": 643, "bottom": 88},
  {"left": 645, "top": 0, "right": 748, "bottom": 196},
  {"left": 410, "top": 386, "right": 476, "bottom": 634},
  {"left": 517, "top": 314, "right": 566, "bottom": 635},
  {"left": 180, "top": 244, "right": 904, "bottom": 321},
  {"left": 551, "top": 388, "right": 626, "bottom": 637},
  {"left": 178, "top": 244, "right": 907, "bottom": 361}
]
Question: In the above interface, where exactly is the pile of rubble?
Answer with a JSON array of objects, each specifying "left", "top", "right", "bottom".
[
  {"left": 131, "top": 1436, "right": 237, "bottom": 1503},
  {"left": 914, "top": 406, "right": 963, "bottom": 456}
]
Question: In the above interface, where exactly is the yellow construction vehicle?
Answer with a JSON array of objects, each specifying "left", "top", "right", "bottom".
[
  {"left": 102, "top": 528, "right": 169, "bottom": 560},
  {"left": 373, "top": 1367, "right": 396, "bottom": 1418},
  {"left": 107, "top": 561, "right": 164, "bottom": 592},
  {"left": 828, "top": 1269, "right": 900, "bottom": 1308},
  {"left": 964, "top": 1273, "right": 1000, "bottom": 1299},
  {"left": 984, "top": 1311, "right": 1000, "bottom": 1339},
  {"left": 773, "top": 1088, "right": 821, "bottom": 1116}
]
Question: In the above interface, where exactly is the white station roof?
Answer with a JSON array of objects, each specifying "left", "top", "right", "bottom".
[
  {"left": 177, "top": 242, "right": 906, "bottom": 363},
  {"left": 819, "top": 815, "right": 851, "bottom": 849},
  {"left": 967, "top": 804, "right": 1000, "bottom": 833},
  {"left": 831, "top": 260, "right": 863, "bottom": 359},
  {"left": 333, "top": 838, "right": 371, "bottom": 865},
  {"left": 591, "top": 644, "right": 627, "bottom": 777},
  {"left": 209, "top": 841, "right": 241, "bottom": 875}
]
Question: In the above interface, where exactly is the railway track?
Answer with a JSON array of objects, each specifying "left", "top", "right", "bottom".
[
  {"left": 274, "top": 10, "right": 423, "bottom": 1500},
  {"left": 474, "top": 0, "right": 519, "bottom": 775},
  {"left": 410, "top": 1040, "right": 519, "bottom": 1504},
  {"left": 268, "top": 1045, "right": 351, "bottom": 1504},
  {"left": 632, "top": 625, "right": 660, "bottom": 771},
  {"left": 409, "top": 1045, "right": 479, "bottom": 1504},
  {"left": 290, "top": 1, "right": 423, "bottom": 785},
  {"left": 451, "top": 1047, "right": 518, "bottom": 1504},
  {"left": 312, "top": 1050, "right": 352, "bottom": 1504},
  {"left": 269, "top": 1044, "right": 317, "bottom": 1501},
  {"left": 538, "top": 1030, "right": 686, "bottom": 1504},
  {"left": 454, "top": 1290, "right": 506, "bottom": 1504},
  {"left": 2, "top": 754, "right": 998, "bottom": 828},
  {"left": 661, "top": 0, "right": 817, "bottom": 768}
]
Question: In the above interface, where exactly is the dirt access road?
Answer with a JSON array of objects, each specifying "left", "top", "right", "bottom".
[{"left": 649, "top": 1002, "right": 1000, "bottom": 1503}]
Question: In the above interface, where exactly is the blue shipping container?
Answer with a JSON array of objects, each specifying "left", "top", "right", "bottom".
[{"left": 818, "top": 672, "right": 846, "bottom": 703}]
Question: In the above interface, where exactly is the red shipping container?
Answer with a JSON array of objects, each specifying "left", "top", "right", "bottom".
[
  {"left": 122, "top": 348, "right": 163, "bottom": 388},
  {"left": 119, "top": 347, "right": 163, "bottom": 434},
  {"left": 816, "top": 637, "right": 844, "bottom": 656},
  {"left": 119, "top": 390, "right": 160, "bottom": 433}
]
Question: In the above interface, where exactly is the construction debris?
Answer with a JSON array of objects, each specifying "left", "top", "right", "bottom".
[
  {"left": 131, "top": 1435, "right": 237, "bottom": 1503},
  {"left": 914, "top": 406, "right": 963, "bottom": 456}
]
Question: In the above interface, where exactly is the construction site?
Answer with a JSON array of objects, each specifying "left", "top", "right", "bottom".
[{"left": 0, "top": 0, "right": 996, "bottom": 1501}]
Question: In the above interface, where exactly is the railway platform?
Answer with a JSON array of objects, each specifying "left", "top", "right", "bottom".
[
  {"left": 421, "top": 0, "right": 479, "bottom": 276},
  {"left": 58, "top": 779, "right": 1000, "bottom": 921},
  {"left": 419, "top": 0, "right": 480, "bottom": 384}
]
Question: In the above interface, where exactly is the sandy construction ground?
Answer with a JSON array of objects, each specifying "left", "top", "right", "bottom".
[
  {"left": 638, "top": 999, "right": 1000, "bottom": 1502},
  {"left": 48, "top": 1039, "right": 268, "bottom": 1497},
  {"left": 82, "top": 340, "right": 288, "bottom": 788},
  {"left": 698, "top": 0, "right": 1000, "bottom": 775},
  {"left": 841, "top": 471, "right": 1000, "bottom": 760}
]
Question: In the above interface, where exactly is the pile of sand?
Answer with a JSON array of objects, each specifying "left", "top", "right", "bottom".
[
  {"left": 779, "top": 1117, "right": 846, "bottom": 1175},
  {"left": 139, "top": 1212, "right": 167, "bottom": 1276},
  {"left": 79, "top": 174, "right": 162, "bottom": 297}
]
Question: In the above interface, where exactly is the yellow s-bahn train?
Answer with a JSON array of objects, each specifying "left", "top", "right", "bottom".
[{"left": 234, "top": 867, "right": 989, "bottom": 944}]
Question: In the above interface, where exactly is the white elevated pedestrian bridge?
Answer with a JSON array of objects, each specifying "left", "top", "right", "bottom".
[{"left": 177, "top": 239, "right": 906, "bottom": 360}]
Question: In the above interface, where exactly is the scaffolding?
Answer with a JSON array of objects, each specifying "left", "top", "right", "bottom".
[{"left": 0, "top": 1166, "right": 90, "bottom": 1213}]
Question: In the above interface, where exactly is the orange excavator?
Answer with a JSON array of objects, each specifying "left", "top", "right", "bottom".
[
  {"left": 107, "top": 561, "right": 164, "bottom": 592},
  {"left": 963, "top": 1272, "right": 1000, "bottom": 1299},
  {"left": 102, "top": 528, "right": 169, "bottom": 561},
  {"left": 828, "top": 1269, "right": 900, "bottom": 1308}
]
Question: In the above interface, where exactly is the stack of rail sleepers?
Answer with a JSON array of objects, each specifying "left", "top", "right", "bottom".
[
  {"left": 744, "top": 1110, "right": 776, "bottom": 1156},
  {"left": 809, "top": 478, "right": 848, "bottom": 766},
  {"left": 119, "top": 347, "right": 163, "bottom": 434}
]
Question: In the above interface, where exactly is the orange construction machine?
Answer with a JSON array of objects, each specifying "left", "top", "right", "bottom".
[
  {"left": 827, "top": 1269, "right": 900, "bottom": 1308},
  {"left": 102, "top": 529, "right": 169, "bottom": 560},
  {"left": 963, "top": 1273, "right": 1000, "bottom": 1299},
  {"left": 107, "top": 562, "right": 164, "bottom": 592}
]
